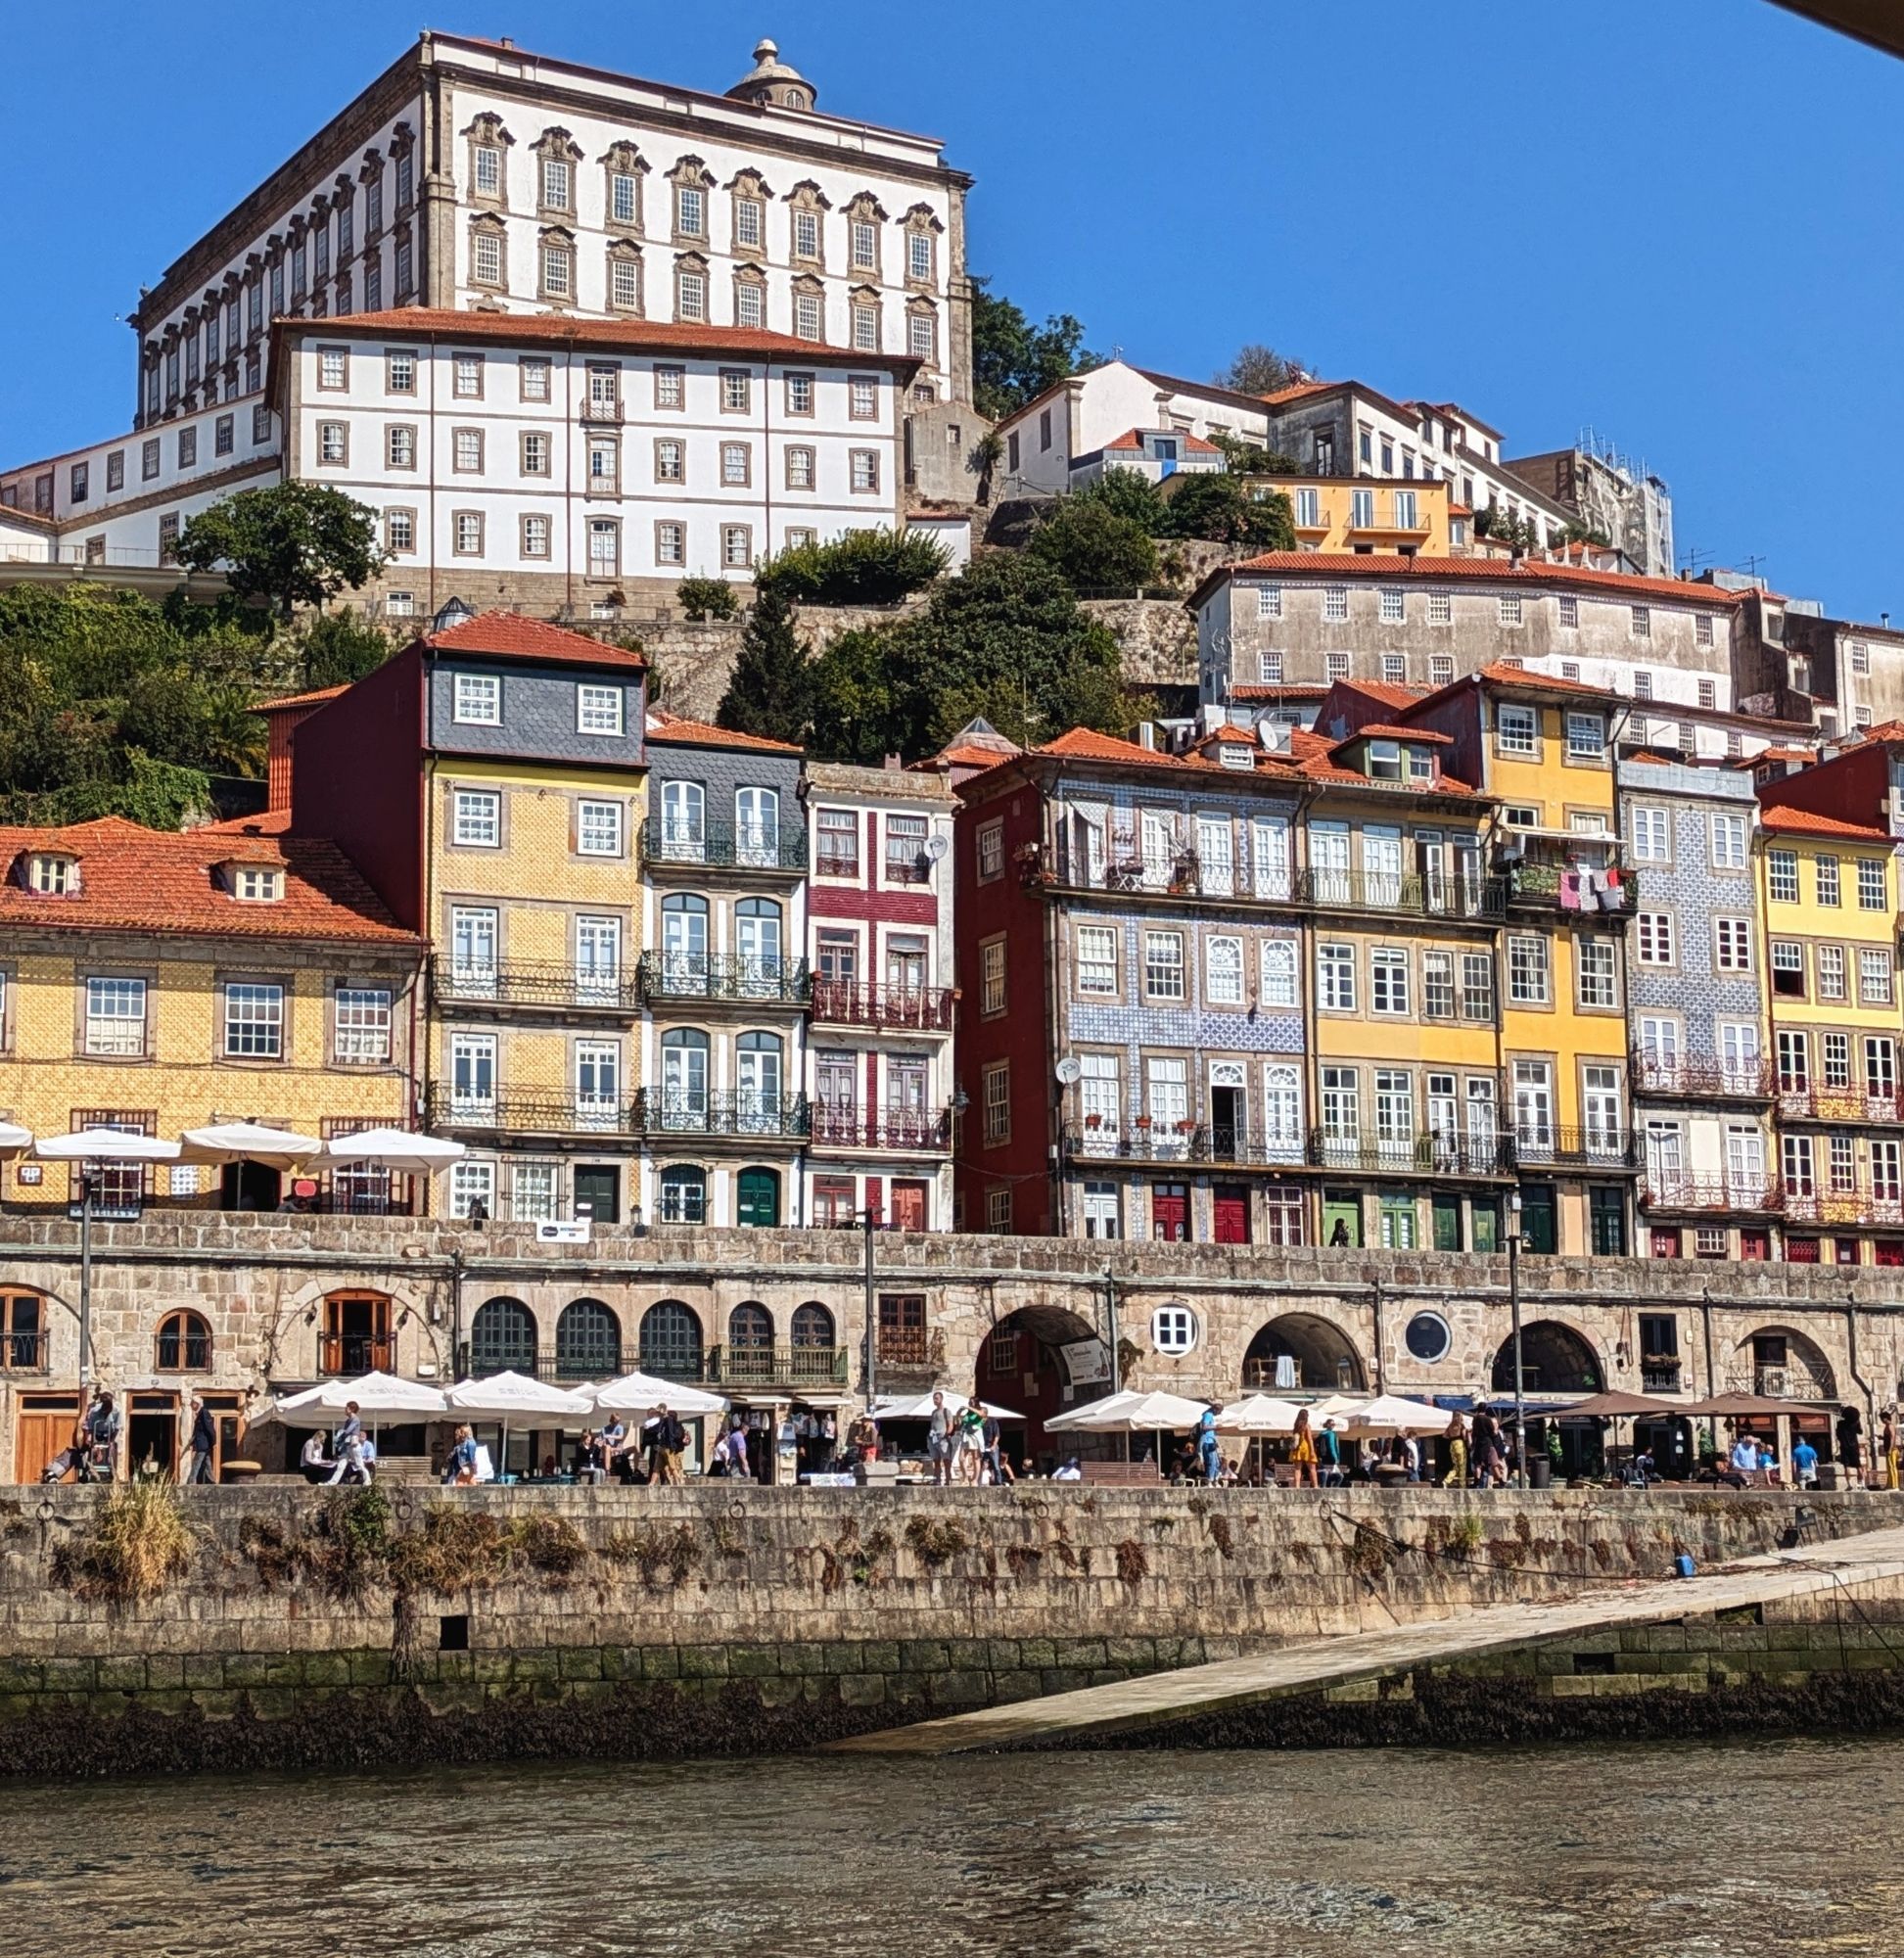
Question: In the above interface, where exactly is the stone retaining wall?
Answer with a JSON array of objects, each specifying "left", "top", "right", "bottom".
[{"left": 0, "top": 1483, "right": 1876, "bottom": 1775}]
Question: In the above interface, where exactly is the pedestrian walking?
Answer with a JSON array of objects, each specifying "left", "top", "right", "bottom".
[
  {"left": 1442, "top": 1411, "right": 1468, "bottom": 1488},
  {"left": 325, "top": 1402, "right": 370, "bottom": 1484},
  {"left": 443, "top": 1422, "right": 479, "bottom": 1486},
  {"left": 1198, "top": 1407, "right": 1223, "bottom": 1485},
  {"left": 955, "top": 1399, "right": 986, "bottom": 1483},
  {"left": 1290, "top": 1408, "right": 1319, "bottom": 1489},
  {"left": 1791, "top": 1434, "right": 1820, "bottom": 1490},
  {"left": 1883, "top": 1410, "right": 1899, "bottom": 1492},
  {"left": 185, "top": 1397, "right": 216, "bottom": 1485},
  {"left": 926, "top": 1390, "right": 954, "bottom": 1487},
  {"left": 1318, "top": 1417, "right": 1347, "bottom": 1487},
  {"left": 647, "top": 1404, "right": 687, "bottom": 1484},
  {"left": 981, "top": 1411, "right": 1012, "bottom": 1486}
]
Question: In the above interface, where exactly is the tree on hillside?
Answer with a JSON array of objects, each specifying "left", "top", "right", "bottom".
[
  {"left": 1215, "top": 344, "right": 1312, "bottom": 396},
  {"left": 1162, "top": 475, "right": 1297, "bottom": 549},
  {"left": 176, "top": 482, "right": 383, "bottom": 620},
  {"left": 297, "top": 608, "right": 397, "bottom": 690},
  {"left": 1075, "top": 467, "right": 1170, "bottom": 536},
  {"left": 970, "top": 276, "right": 1102, "bottom": 422},
  {"left": 715, "top": 580, "right": 813, "bottom": 746},
  {"left": 807, "top": 552, "right": 1145, "bottom": 762},
  {"left": 1027, "top": 495, "right": 1159, "bottom": 593}
]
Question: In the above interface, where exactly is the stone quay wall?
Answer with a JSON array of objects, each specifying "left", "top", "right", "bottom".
[{"left": 0, "top": 1482, "right": 1878, "bottom": 1775}]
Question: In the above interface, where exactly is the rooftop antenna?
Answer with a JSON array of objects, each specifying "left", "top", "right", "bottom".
[{"left": 1741, "top": 553, "right": 1766, "bottom": 579}]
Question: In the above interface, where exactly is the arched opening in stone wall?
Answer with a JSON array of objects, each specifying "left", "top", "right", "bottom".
[
  {"left": 639, "top": 1299, "right": 704, "bottom": 1382},
  {"left": 556, "top": 1299, "right": 622, "bottom": 1380},
  {"left": 1733, "top": 1325, "right": 1837, "bottom": 1404},
  {"left": 1491, "top": 1320, "right": 1602, "bottom": 1395},
  {"left": 468, "top": 1297, "right": 535, "bottom": 1377},
  {"left": 975, "top": 1302, "right": 1110, "bottom": 1469},
  {"left": 1244, "top": 1314, "right": 1369, "bottom": 1394}
]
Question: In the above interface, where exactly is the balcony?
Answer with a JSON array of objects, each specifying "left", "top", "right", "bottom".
[
  {"left": 460, "top": 1346, "right": 626, "bottom": 1383},
  {"left": 811, "top": 979, "right": 953, "bottom": 1032},
  {"left": 705, "top": 1343, "right": 850, "bottom": 1389},
  {"left": 629, "top": 1090, "right": 812, "bottom": 1141},
  {"left": 1064, "top": 1121, "right": 1304, "bottom": 1169},
  {"left": 580, "top": 396, "right": 625, "bottom": 423},
  {"left": 427, "top": 1089, "right": 636, "bottom": 1138},
  {"left": 1296, "top": 868, "right": 1504, "bottom": 921},
  {"left": 1631, "top": 1054, "right": 1775, "bottom": 1101},
  {"left": 1306, "top": 1131, "right": 1516, "bottom": 1178},
  {"left": 1509, "top": 1124, "right": 1641, "bottom": 1172},
  {"left": 317, "top": 1333, "right": 394, "bottom": 1376},
  {"left": 812, "top": 1106, "right": 952, "bottom": 1152},
  {"left": 431, "top": 957, "right": 638, "bottom": 1012},
  {"left": 1776, "top": 1087, "right": 1904, "bottom": 1125},
  {"left": 1044, "top": 835, "right": 1294, "bottom": 903},
  {"left": 641, "top": 818, "right": 808, "bottom": 874},
  {"left": 1496, "top": 838, "right": 1636, "bottom": 917},
  {"left": 1780, "top": 1189, "right": 1904, "bottom": 1229},
  {"left": 1640, "top": 1359, "right": 1684, "bottom": 1394},
  {"left": 1724, "top": 1363, "right": 1834, "bottom": 1403},
  {"left": 1641, "top": 1175, "right": 1783, "bottom": 1213},
  {"left": 637, "top": 953, "right": 811, "bottom": 1005},
  {"left": 0, "top": 1331, "right": 49, "bottom": 1374}
]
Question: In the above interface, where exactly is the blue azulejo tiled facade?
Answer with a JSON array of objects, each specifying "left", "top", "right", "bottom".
[{"left": 1617, "top": 753, "right": 1774, "bottom": 1254}]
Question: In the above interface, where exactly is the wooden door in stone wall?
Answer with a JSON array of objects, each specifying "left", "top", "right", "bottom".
[{"left": 14, "top": 1393, "right": 79, "bottom": 1483}]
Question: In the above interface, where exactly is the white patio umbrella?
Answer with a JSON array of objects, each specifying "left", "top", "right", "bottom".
[
  {"left": 1044, "top": 1389, "right": 1210, "bottom": 1433},
  {"left": 444, "top": 1371, "right": 591, "bottom": 1478},
  {"left": 590, "top": 1371, "right": 727, "bottom": 1419},
  {"left": 870, "top": 1391, "right": 1023, "bottom": 1422},
  {"left": 1334, "top": 1394, "right": 1441, "bottom": 1437},
  {"left": 1212, "top": 1395, "right": 1307, "bottom": 1435},
  {"left": 320, "top": 1129, "right": 467, "bottom": 1174},
  {"left": 32, "top": 1128, "right": 181, "bottom": 1163},
  {"left": 259, "top": 1372, "right": 448, "bottom": 1425},
  {"left": 0, "top": 1122, "right": 32, "bottom": 1161},
  {"left": 177, "top": 1121, "right": 322, "bottom": 1168}
]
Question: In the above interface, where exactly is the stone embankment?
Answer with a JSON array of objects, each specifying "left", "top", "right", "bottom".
[{"left": 0, "top": 1483, "right": 1881, "bottom": 1775}]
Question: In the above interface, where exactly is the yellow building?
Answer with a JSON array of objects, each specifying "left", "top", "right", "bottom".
[
  {"left": 1756, "top": 803, "right": 1904, "bottom": 1263},
  {"left": 0, "top": 815, "right": 421, "bottom": 1217},
  {"left": 1219, "top": 473, "right": 1458, "bottom": 556},
  {"left": 1405, "top": 664, "right": 1637, "bottom": 1256},
  {"left": 287, "top": 611, "right": 650, "bottom": 1235},
  {"left": 1293, "top": 722, "right": 1508, "bottom": 1252}
]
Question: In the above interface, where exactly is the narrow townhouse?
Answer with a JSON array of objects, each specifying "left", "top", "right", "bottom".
[
  {"left": 637, "top": 713, "right": 809, "bottom": 1230},
  {"left": 289, "top": 609, "right": 649, "bottom": 1230},
  {"left": 804, "top": 761, "right": 957, "bottom": 1233}
]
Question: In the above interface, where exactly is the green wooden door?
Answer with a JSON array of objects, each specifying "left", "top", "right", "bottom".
[
  {"left": 1431, "top": 1194, "right": 1463, "bottom": 1251},
  {"left": 737, "top": 1166, "right": 780, "bottom": 1228},
  {"left": 1322, "top": 1190, "right": 1362, "bottom": 1248}
]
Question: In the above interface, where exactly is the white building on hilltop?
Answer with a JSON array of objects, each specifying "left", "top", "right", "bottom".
[{"left": 0, "top": 30, "right": 983, "bottom": 594}]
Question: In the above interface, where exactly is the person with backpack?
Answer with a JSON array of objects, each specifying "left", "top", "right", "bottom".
[
  {"left": 647, "top": 1404, "right": 687, "bottom": 1484},
  {"left": 185, "top": 1397, "right": 217, "bottom": 1485}
]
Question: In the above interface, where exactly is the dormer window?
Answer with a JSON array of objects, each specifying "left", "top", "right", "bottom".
[
  {"left": 1218, "top": 742, "right": 1253, "bottom": 771},
  {"left": 27, "top": 854, "right": 77, "bottom": 895},
  {"left": 230, "top": 865, "right": 284, "bottom": 902},
  {"left": 1368, "top": 740, "right": 1403, "bottom": 781},
  {"left": 1408, "top": 746, "right": 1436, "bottom": 784}
]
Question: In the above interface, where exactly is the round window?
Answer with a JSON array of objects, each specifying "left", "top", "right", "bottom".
[
  {"left": 1150, "top": 1304, "right": 1197, "bottom": 1358},
  {"left": 1405, "top": 1312, "right": 1452, "bottom": 1365}
]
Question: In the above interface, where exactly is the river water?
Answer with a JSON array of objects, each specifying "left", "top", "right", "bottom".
[{"left": 2, "top": 1737, "right": 1895, "bottom": 1956}]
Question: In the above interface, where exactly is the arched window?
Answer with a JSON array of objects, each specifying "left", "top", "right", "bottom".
[
  {"left": 321, "top": 1289, "right": 392, "bottom": 1375},
  {"left": 791, "top": 1302, "right": 834, "bottom": 1348},
  {"left": 662, "top": 893, "right": 709, "bottom": 985},
  {"left": 556, "top": 1298, "right": 621, "bottom": 1380},
  {"left": 660, "top": 1028, "right": 710, "bottom": 1125},
  {"left": 659, "top": 779, "right": 705, "bottom": 859},
  {"left": 735, "top": 786, "right": 780, "bottom": 865},
  {"left": 156, "top": 1309, "right": 211, "bottom": 1374},
  {"left": 658, "top": 1164, "right": 707, "bottom": 1225},
  {"left": 726, "top": 1301, "right": 773, "bottom": 1382},
  {"left": 736, "top": 1030, "right": 784, "bottom": 1128},
  {"left": 736, "top": 897, "right": 782, "bottom": 992},
  {"left": 640, "top": 1299, "right": 703, "bottom": 1381},
  {"left": 469, "top": 1296, "right": 535, "bottom": 1376}
]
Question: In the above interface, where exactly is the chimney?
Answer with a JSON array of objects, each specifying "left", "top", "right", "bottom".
[
  {"left": 1137, "top": 723, "right": 1157, "bottom": 751},
  {"left": 1883, "top": 614, "right": 1891, "bottom": 629},
  {"left": 883, "top": 753, "right": 903, "bottom": 772}
]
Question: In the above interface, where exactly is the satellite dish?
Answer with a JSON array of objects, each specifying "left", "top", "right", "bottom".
[
  {"left": 927, "top": 835, "right": 950, "bottom": 862},
  {"left": 1055, "top": 1056, "right": 1082, "bottom": 1087}
]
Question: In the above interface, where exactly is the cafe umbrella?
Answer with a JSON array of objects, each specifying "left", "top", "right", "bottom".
[
  {"left": 177, "top": 1122, "right": 322, "bottom": 1169},
  {"left": 0, "top": 1123, "right": 31, "bottom": 1160},
  {"left": 320, "top": 1129, "right": 469, "bottom": 1174},
  {"left": 443, "top": 1371, "right": 591, "bottom": 1478}
]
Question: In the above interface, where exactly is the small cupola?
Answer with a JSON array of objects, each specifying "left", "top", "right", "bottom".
[{"left": 726, "top": 37, "right": 816, "bottom": 112}]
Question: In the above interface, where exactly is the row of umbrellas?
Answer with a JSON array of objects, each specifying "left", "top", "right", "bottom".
[
  {"left": 0, "top": 1122, "right": 466, "bottom": 1174},
  {"left": 1042, "top": 1390, "right": 1444, "bottom": 1437},
  {"left": 259, "top": 1368, "right": 728, "bottom": 1429}
]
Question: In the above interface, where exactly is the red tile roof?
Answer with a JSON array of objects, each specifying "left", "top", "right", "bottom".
[
  {"left": 1195, "top": 724, "right": 1264, "bottom": 747},
  {"left": 1757, "top": 805, "right": 1892, "bottom": 842},
  {"left": 1472, "top": 660, "right": 1615, "bottom": 695},
  {"left": 1341, "top": 679, "right": 1426, "bottom": 711},
  {"left": 1726, "top": 745, "right": 1814, "bottom": 769},
  {"left": 281, "top": 308, "right": 921, "bottom": 376},
  {"left": 1100, "top": 428, "right": 1220, "bottom": 456},
  {"left": 1228, "top": 683, "right": 1328, "bottom": 701},
  {"left": 425, "top": 610, "right": 647, "bottom": 671},
  {"left": 644, "top": 713, "right": 801, "bottom": 755},
  {"left": 254, "top": 684, "right": 349, "bottom": 715},
  {"left": 1345, "top": 723, "right": 1454, "bottom": 745},
  {"left": 0, "top": 816, "right": 419, "bottom": 946},
  {"left": 1262, "top": 379, "right": 1340, "bottom": 405}
]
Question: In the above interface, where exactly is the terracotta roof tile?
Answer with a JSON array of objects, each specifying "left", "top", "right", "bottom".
[
  {"left": 425, "top": 609, "right": 648, "bottom": 671},
  {"left": 1345, "top": 723, "right": 1454, "bottom": 745},
  {"left": 0, "top": 816, "right": 419, "bottom": 946},
  {"left": 643, "top": 714, "right": 801, "bottom": 755},
  {"left": 1228, "top": 683, "right": 1328, "bottom": 701},
  {"left": 1757, "top": 805, "right": 1892, "bottom": 842},
  {"left": 1341, "top": 679, "right": 1426, "bottom": 710},
  {"left": 254, "top": 684, "right": 349, "bottom": 715},
  {"left": 283, "top": 308, "right": 920, "bottom": 377}
]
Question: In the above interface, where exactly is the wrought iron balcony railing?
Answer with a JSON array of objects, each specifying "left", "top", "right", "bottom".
[
  {"left": 1063, "top": 1121, "right": 1305, "bottom": 1168},
  {"left": 1724, "top": 1364, "right": 1834, "bottom": 1403},
  {"left": 431, "top": 956, "right": 639, "bottom": 1011},
  {"left": 1641, "top": 1175, "right": 1783, "bottom": 1213},
  {"left": 812, "top": 1107, "right": 952, "bottom": 1151},
  {"left": 810, "top": 979, "right": 954, "bottom": 1031},
  {"left": 428, "top": 1087, "right": 811, "bottom": 1141},
  {"left": 637, "top": 953, "right": 812, "bottom": 1004},
  {"left": 1630, "top": 1054, "right": 1775, "bottom": 1100},
  {"left": 459, "top": 1345, "right": 626, "bottom": 1384},
  {"left": 0, "top": 1331, "right": 49, "bottom": 1374},
  {"left": 317, "top": 1333, "right": 395, "bottom": 1377},
  {"left": 640, "top": 818, "right": 808, "bottom": 872},
  {"left": 705, "top": 1343, "right": 850, "bottom": 1388},
  {"left": 427, "top": 1089, "right": 635, "bottom": 1137},
  {"left": 1776, "top": 1087, "right": 1904, "bottom": 1125},
  {"left": 1306, "top": 1130, "right": 1517, "bottom": 1177},
  {"left": 1509, "top": 1124, "right": 1641, "bottom": 1171},
  {"left": 1498, "top": 850, "right": 1637, "bottom": 916},
  {"left": 1780, "top": 1189, "right": 1904, "bottom": 1228},
  {"left": 1295, "top": 868, "right": 1505, "bottom": 921},
  {"left": 629, "top": 1090, "right": 813, "bottom": 1140}
]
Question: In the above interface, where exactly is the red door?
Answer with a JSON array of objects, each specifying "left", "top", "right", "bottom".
[
  {"left": 1151, "top": 1183, "right": 1189, "bottom": 1242},
  {"left": 1213, "top": 1186, "right": 1249, "bottom": 1244},
  {"left": 888, "top": 1180, "right": 928, "bottom": 1233}
]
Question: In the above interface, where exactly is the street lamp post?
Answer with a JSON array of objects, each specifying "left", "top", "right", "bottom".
[
  {"left": 76, "top": 1165, "right": 94, "bottom": 1393},
  {"left": 1507, "top": 1188, "right": 1525, "bottom": 1488},
  {"left": 862, "top": 1203, "right": 879, "bottom": 1411}
]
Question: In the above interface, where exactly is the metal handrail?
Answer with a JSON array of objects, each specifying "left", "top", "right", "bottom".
[
  {"left": 810, "top": 979, "right": 953, "bottom": 1030},
  {"left": 640, "top": 818, "right": 809, "bottom": 871},
  {"left": 637, "top": 953, "right": 812, "bottom": 1003}
]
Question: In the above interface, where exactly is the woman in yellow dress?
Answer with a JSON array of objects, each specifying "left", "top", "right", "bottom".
[{"left": 1290, "top": 1407, "right": 1319, "bottom": 1488}]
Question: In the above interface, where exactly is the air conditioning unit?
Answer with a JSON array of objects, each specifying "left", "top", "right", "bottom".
[{"left": 1759, "top": 1366, "right": 1788, "bottom": 1397}]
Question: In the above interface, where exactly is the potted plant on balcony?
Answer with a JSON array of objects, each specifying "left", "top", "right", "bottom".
[{"left": 1085, "top": 1113, "right": 1103, "bottom": 1130}]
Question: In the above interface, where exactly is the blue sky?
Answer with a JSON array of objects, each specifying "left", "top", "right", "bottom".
[{"left": 4, "top": 2, "right": 1897, "bottom": 615}]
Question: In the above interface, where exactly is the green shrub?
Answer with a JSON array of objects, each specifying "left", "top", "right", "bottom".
[
  {"left": 1026, "top": 496, "right": 1158, "bottom": 594},
  {"left": 756, "top": 527, "right": 950, "bottom": 606},
  {"left": 677, "top": 576, "right": 739, "bottom": 621}
]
